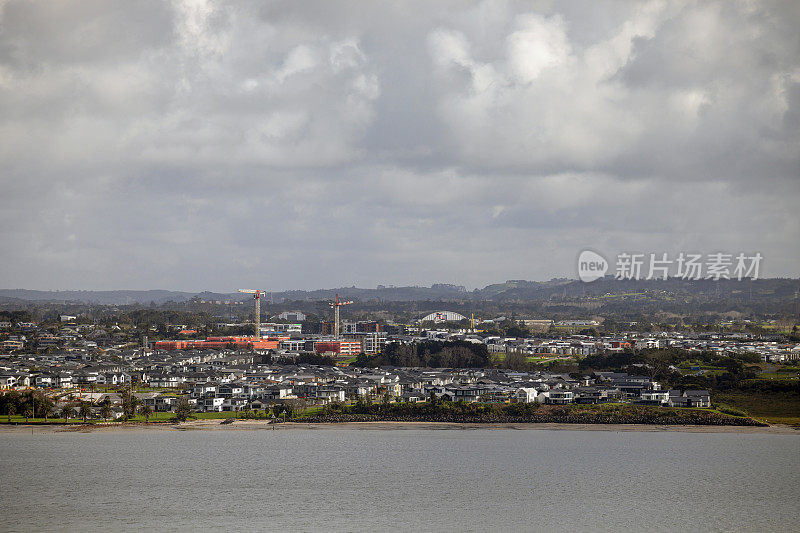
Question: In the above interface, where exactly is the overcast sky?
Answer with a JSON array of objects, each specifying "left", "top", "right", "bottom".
[{"left": 0, "top": 0, "right": 798, "bottom": 292}]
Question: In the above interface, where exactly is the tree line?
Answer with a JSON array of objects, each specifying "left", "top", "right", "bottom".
[
  {"left": 0, "top": 386, "right": 195, "bottom": 424},
  {"left": 353, "top": 340, "right": 492, "bottom": 368}
]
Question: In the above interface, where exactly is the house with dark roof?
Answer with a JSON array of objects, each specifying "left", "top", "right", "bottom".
[{"left": 668, "top": 389, "right": 711, "bottom": 408}]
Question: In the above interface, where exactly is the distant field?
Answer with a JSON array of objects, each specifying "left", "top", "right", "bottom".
[
  {"left": 755, "top": 323, "right": 798, "bottom": 334},
  {"left": 526, "top": 355, "right": 558, "bottom": 362},
  {"left": 715, "top": 392, "right": 800, "bottom": 427},
  {"left": 589, "top": 292, "right": 647, "bottom": 300},
  {"left": 1, "top": 416, "right": 134, "bottom": 425},
  {"left": 756, "top": 372, "right": 799, "bottom": 380},
  {"left": 489, "top": 353, "right": 505, "bottom": 364},
  {"left": 492, "top": 353, "right": 570, "bottom": 364}
]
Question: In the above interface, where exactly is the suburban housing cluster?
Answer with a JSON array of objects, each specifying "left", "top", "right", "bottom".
[
  {"left": 1, "top": 309, "right": 796, "bottom": 418},
  {"left": 0, "top": 353, "right": 711, "bottom": 417},
  {"left": 2, "top": 311, "right": 798, "bottom": 362}
]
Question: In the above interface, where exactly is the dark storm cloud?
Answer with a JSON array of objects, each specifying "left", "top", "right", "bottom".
[{"left": 0, "top": 0, "right": 797, "bottom": 291}]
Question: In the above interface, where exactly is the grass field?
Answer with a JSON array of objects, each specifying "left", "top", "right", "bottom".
[
  {"left": 714, "top": 392, "right": 800, "bottom": 427},
  {"left": 492, "top": 353, "right": 571, "bottom": 364},
  {"left": 0, "top": 411, "right": 242, "bottom": 425},
  {"left": 128, "top": 412, "right": 181, "bottom": 422},
  {"left": 295, "top": 406, "right": 324, "bottom": 418},
  {"left": 2, "top": 416, "right": 76, "bottom": 424},
  {"left": 191, "top": 411, "right": 238, "bottom": 420},
  {"left": 1, "top": 415, "right": 123, "bottom": 425}
]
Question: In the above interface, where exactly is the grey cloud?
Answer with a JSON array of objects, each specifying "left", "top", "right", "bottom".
[
  {"left": 0, "top": 0, "right": 798, "bottom": 291},
  {"left": 0, "top": 0, "right": 175, "bottom": 67}
]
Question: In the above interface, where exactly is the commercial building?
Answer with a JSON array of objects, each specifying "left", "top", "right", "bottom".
[
  {"left": 275, "top": 311, "right": 307, "bottom": 322},
  {"left": 259, "top": 323, "right": 302, "bottom": 335},
  {"left": 154, "top": 336, "right": 282, "bottom": 351},
  {"left": 315, "top": 340, "right": 362, "bottom": 356}
]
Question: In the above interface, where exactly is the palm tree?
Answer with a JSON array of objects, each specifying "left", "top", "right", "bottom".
[
  {"left": 18, "top": 390, "right": 39, "bottom": 420},
  {"left": 100, "top": 404, "right": 113, "bottom": 422},
  {"left": 78, "top": 402, "right": 92, "bottom": 423},
  {"left": 7, "top": 404, "right": 15, "bottom": 423},
  {"left": 24, "top": 408, "right": 32, "bottom": 423},
  {"left": 40, "top": 401, "right": 53, "bottom": 422},
  {"left": 60, "top": 405, "right": 73, "bottom": 423},
  {"left": 119, "top": 386, "right": 139, "bottom": 421},
  {"left": 128, "top": 394, "right": 140, "bottom": 421},
  {"left": 139, "top": 404, "right": 153, "bottom": 423}
]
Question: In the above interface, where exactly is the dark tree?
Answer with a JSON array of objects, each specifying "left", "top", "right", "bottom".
[{"left": 175, "top": 398, "right": 193, "bottom": 422}]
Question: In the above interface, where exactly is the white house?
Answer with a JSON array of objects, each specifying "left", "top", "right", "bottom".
[
  {"left": 546, "top": 390, "right": 574, "bottom": 404},
  {"left": 202, "top": 397, "right": 225, "bottom": 411},
  {"left": 192, "top": 383, "right": 217, "bottom": 398},
  {"left": 639, "top": 390, "right": 670, "bottom": 404},
  {"left": 515, "top": 387, "right": 539, "bottom": 403},
  {"left": 316, "top": 388, "right": 346, "bottom": 403}
]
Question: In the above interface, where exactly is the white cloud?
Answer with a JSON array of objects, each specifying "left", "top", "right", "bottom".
[{"left": 507, "top": 14, "right": 571, "bottom": 83}]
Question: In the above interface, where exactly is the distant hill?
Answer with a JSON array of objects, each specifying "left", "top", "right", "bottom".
[
  {"left": 476, "top": 277, "right": 800, "bottom": 303},
  {"left": 0, "top": 289, "right": 195, "bottom": 305},
  {"left": 1, "top": 278, "right": 798, "bottom": 306}
]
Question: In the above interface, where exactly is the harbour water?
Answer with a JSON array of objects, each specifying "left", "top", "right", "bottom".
[{"left": 1, "top": 427, "right": 798, "bottom": 532}]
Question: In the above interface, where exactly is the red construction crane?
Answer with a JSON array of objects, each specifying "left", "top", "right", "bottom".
[
  {"left": 238, "top": 289, "right": 263, "bottom": 340},
  {"left": 329, "top": 294, "right": 353, "bottom": 340}
]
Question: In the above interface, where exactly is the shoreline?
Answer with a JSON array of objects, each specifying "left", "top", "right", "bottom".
[{"left": 1, "top": 419, "right": 797, "bottom": 435}]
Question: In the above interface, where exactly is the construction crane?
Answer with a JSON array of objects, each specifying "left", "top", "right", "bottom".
[
  {"left": 329, "top": 293, "right": 353, "bottom": 340},
  {"left": 238, "top": 289, "right": 263, "bottom": 340}
]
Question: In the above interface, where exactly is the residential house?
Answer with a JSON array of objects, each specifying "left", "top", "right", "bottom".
[{"left": 546, "top": 390, "right": 574, "bottom": 404}]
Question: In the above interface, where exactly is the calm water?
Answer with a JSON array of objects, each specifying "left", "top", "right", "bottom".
[{"left": 1, "top": 427, "right": 798, "bottom": 532}]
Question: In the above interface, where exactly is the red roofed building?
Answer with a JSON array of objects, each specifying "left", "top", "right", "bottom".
[
  {"left": 315, "top": 340, "right": 362, "bottom": 356},
  {"left": 154, "top": 336, "right": 283, "bottom": 351}
]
